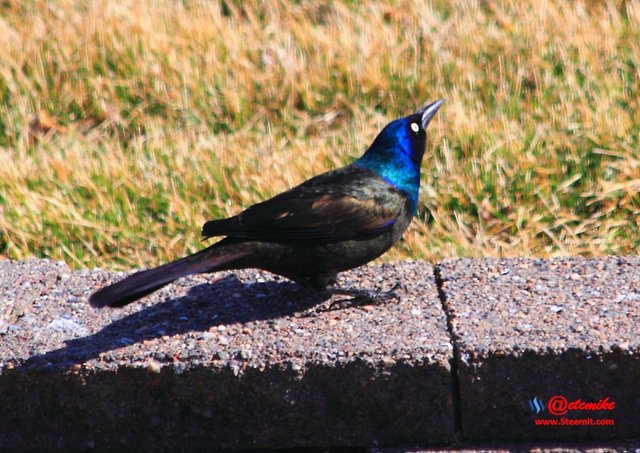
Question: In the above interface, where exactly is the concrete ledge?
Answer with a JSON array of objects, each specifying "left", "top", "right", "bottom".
[
  {"left": 1, "top": 257, "right": 639, "bottom": 449},
  {"left": 0, "top": 259, "right": 453, "bottom": 449}
]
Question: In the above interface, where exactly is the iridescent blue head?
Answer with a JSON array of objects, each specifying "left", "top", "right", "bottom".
[{"left": 355, "top": 99, "right": 444, "bottom": 212}]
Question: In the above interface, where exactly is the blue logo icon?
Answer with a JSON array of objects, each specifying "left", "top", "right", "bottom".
[{"left": 529, "top": 396, "right": 545, "bottom": 414}]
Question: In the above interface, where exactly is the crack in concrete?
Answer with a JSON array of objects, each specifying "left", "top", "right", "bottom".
[{"left": 433, "top": 263, "right": 463, "bottom": 440}]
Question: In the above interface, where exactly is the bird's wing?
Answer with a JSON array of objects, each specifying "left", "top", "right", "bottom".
[{"left": 202, "top": 174, "right": 403, "bottom": 243}]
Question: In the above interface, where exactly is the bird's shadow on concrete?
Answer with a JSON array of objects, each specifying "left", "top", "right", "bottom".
[{"left": 21, "top": 275, "right": 330, "bottom": 370}]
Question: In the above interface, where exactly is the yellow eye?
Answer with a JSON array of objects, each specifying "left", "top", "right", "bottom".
[{"left": 410, "top": 122, "right": 420, "bottom": 133}]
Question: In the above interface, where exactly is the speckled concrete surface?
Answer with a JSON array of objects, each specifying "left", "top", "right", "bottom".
[
  {"left": 437, "top": 257, "right": 640, "bottom": 443},
  {"left": 0, "top": 259, "right": 454, "bottom": 450},
  {"left": 3, "top": 257, "right": 640, "bottom": 450}
]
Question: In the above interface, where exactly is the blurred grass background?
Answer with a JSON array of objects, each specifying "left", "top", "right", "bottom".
[{"left": 0, "top": 0, "right": 639, "bottom": 270}]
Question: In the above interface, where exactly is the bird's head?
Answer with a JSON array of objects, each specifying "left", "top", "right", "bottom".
[
  {"left": 369, "top": 99, "right": 445, "bottom": 165},
  {"left": 355, "top": 99, "right": 444, "bottom": 204}
]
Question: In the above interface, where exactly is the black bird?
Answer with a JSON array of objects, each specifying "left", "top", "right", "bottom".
[{"left": 90, "top": 99, "right": 444, "bottom": 308}]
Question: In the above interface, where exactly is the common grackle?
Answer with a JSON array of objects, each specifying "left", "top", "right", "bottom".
[{"left": 90, "top": 99, "right": 444, "bottom": 308}]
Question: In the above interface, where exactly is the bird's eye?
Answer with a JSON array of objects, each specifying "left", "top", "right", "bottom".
[{"left": 410, "top": 122, "right": 420, "bottom": 134}]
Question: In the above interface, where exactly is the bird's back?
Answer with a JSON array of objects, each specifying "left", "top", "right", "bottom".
[{"left": 202, "top": 165, "right": 412, "bottom": 245}]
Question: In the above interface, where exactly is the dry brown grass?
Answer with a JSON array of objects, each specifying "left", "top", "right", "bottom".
[{"left": 0, "top": 0, "right": 639, "bottom": 269}]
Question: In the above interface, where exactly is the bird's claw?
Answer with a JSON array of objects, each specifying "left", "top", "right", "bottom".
[
  {"left": 387, "top": 281, "right": 407, "bottom": 293},
  {"left": 315, "top": 283, "right": 405, "bottom": 313},
  {"left": 294, "top": 281, "right": 407, "bottom": 317}
]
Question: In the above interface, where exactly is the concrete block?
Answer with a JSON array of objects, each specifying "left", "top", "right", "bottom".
[
  {"left": 0, "top": 259, "right": 454, "bottom": 449},
  {"left": 437, "top": 257, "right": 640, "bottom": 442}
]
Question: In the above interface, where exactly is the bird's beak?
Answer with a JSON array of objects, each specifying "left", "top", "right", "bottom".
[{"left": 418, "top": 99, "right": 445, "bottom": 129}]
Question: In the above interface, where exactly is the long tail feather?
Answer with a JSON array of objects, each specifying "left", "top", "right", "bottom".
[{"left": 89, "top": 247, "right": 250, "bottom": 308}]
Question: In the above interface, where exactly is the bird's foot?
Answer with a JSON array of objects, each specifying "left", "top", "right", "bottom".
[{"left": 321, "top": 282, "right": 406, "bottom": 312}]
